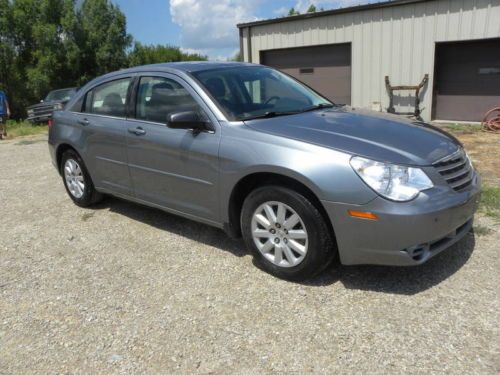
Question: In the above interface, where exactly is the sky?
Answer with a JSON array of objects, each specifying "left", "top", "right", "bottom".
[{"left": 114, "top": 0, "right": 381, "bottom": 60}]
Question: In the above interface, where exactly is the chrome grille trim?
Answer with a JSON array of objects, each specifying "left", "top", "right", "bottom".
[
  {"left": 436, "top": 159, "right": 467, "bottom": 174},
  {"left": 450, "top": 175, "right": 472, "bottom": 189},
  {"left": 444, "top": 163, "right": 472, "bottom": 181},
  {"left": 433, "top": 149, "right": 473, "bottom": 192},
  {"left": 33, "top": 105, "right": 53, "bottom": 116}
]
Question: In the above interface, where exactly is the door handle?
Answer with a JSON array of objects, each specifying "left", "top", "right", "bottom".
[
  {"left": 128, "top": 127, "right": 146, "bottom": 136},
  {"left": 77, "top": 118, "right": 89, "bottom": 126}
]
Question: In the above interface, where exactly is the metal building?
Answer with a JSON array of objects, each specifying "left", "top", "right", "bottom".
[{"left": 237, "top": 0, "right": 500, "bottom": 122}]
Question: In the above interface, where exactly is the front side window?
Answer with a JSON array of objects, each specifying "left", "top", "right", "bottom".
[
  {"left": 135, "top": 76, "right": 204, "bottom": 124},
  {"left": 191, "top": 66, "right": 332, "bottom": 121},
  {"left": 85, "top": 78, "right": 131, "bottom": 118}
]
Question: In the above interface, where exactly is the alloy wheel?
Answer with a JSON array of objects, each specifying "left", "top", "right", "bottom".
[
  {"left": 251, "top": 201, "right": 308, "bottom": 267},
  {"left": 64, "top": 159, "right": 85, "bottom": 199}
]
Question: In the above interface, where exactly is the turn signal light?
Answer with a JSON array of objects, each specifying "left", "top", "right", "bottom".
[{"left": 348, "top": 210, "right": 379, "bottom": 220}]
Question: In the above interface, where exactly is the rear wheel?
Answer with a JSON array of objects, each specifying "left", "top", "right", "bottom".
[
  {"left": 241, "top": 186, "right": 336, "bottom": 281},
  {"left": 61, "top": 150, "right": 102, "bottom": 207}
]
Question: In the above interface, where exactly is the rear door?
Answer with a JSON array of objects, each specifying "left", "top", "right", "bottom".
[
  {"left": 74, "top": 76, "right": 134, "bottom": 196},
  {"left": 125, "top": 73, "right": 221, "bottom": 223}
]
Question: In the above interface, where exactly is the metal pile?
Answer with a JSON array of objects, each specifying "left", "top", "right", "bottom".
[{"left": 482, "top": 107, "right": 500, "bottom": 132}]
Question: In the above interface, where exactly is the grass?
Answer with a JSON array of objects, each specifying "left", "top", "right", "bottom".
[
  {"left": 473, "top": 224, "right": 492, "bottom": 236},
  {"left": 437, "top": 122, "right": 483, "bottom": 134},
  {"left": 3, "top": 120, "right": 48, "bottom": 139},
  {"left": 480, "top": 185, "right": 500, "bottom": 219}
]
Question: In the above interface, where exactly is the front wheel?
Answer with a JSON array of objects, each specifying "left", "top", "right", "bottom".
[{"left": 241, "top": 186, "right": 336, "bottom": 281}]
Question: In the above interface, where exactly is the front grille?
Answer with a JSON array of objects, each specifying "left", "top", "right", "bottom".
[
  {"left": 433, "top": 149, "right": 473, "bottom": 191},
  {"left": 33, "top": 105, "right": 53, "bottom": 117}
]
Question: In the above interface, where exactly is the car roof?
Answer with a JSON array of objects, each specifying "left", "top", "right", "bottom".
[
  {"left": 77, "top": 62, "right": 260, "bottom": 98},
  {"left": 105, "top": 61, "right": 257, "bottom": 77},
  {"left": 50, "top": 87, "right": 78, "bottom": 92}
]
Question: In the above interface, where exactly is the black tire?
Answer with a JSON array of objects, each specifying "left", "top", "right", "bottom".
[
  {"left": 241, "top": 185, "right": 336, "bottom": 281},
  {"left": 60, "top": 149, "right": 103, "bottom": 207}
]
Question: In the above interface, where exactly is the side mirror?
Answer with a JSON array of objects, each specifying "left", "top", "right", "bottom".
[{"left": 167, "top": 111, "right": 209, "bottom": 133}]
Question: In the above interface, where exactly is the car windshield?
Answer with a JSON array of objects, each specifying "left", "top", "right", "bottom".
[
  {"left": 191, "top": 66, "right": 333, "bottom": 121},
  {"left": 45, "top": 88, "right": 75, "bottom": 102}
]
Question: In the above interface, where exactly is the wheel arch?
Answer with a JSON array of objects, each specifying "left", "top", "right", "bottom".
[
  {"left": 55, "top": 143, "right": 80, "bottom": 174},
  {"left": 225, "top": 172, "right": 335, "bottom": 239}
]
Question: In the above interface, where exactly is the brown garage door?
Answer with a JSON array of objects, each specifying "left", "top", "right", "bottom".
[
  {"left": 260, "top": 44, "right": 351, "bottom": 105},
  {"left": 434, "top": 39, "right": 500, "bottom": 122}
]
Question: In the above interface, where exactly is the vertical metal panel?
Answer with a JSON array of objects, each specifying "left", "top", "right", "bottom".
[{"left": 243, "top": 0, "right": 500, "bottom": 121}]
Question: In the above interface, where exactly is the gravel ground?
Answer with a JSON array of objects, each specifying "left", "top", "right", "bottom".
[{"left": 1, "top": 135, "right": 499, "bottom": 374}]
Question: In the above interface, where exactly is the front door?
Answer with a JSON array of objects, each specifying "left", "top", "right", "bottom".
[{"left": 126, "top": 74, "right": 221, "bottom": 223}]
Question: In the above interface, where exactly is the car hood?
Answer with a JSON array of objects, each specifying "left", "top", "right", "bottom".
[{"left": 243, "top": 106, "right": 461, "bottom": 166}]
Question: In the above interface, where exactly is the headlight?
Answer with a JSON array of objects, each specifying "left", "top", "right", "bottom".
[
  {"left": 27, "top": 109, "right": 34, "bottom": 116},
  {"left": 53, "top": 103, "right": 63, "bottom": 111},
  {"left": 350, "top": 156, "right": 433, "bottom": 201}
]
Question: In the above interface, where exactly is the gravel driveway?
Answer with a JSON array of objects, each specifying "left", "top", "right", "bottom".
[{"left": 1, "top": 135, "right": 498, "bottom": 374}]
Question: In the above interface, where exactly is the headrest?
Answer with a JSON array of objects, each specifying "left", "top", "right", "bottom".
[
  {"left": 205, "top": 78, "right": 226, "bottom": 98},
  {"left": 102, "top": 93, "right": 122, "bottom": 108},
  {"left": 149, "top": 82, "right": 174, "bottom": 104}
]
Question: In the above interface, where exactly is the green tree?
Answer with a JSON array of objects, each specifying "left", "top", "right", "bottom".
[
  {"left": 1, "top": 0, "right": 81, "bottom": 118},
  {"left": 288, "top": 7, "right": 300, "bottom": 16},
  {"left": 25, "top": 0, "right": 81, "bottom": 97},
  {"left": 307, "top": 4, "right": 317, "bottom": 13},
  {"left": 78, "top": 0, "right": 132, "bottom": 83},
  {"left": 0, "top": 0, "right": 133, "bottom": 118},
  {"left": 0, "top": 0, "right": 206, "bottom": 120},
  {"left": 0, "top": 0, "right": 20, "bottom": 115},
  {"left": 127, "top": 42, "right": 207, "bottom": 67},
  {"left": 230, "top": 51, "right": 242, "bottom": 62}
]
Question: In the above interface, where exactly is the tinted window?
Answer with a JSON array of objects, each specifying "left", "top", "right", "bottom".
[
  {"left": 136, "top": 76, "right": 204, "bottom": 123},
  {"left": 85, "top": 78, "right": 131, "bottom": 118},
  {"left": 192, "top": 66, "right": 331, "bottom": 121}
]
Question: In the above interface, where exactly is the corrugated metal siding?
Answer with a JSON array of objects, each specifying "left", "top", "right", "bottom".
[{"left": 241, "top": 0, "right": 500, "bottom": 121}]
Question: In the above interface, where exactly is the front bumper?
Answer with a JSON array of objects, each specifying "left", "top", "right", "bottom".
[
  {"left": 27, "top": 114, "right": 52, "bottom": 123},
  {"left": 322, "top": 172, "right": 481, "bottom": 266}
]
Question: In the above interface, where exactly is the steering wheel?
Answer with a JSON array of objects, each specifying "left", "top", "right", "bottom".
[{"left": 265, "top": 96, "right": 280, "bottom": 105}]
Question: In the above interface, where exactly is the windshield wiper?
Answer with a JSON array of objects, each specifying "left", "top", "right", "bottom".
[
  {"left": 242, "top": 110, "right": 300, "bottom": 121},
  {"left": 299, "top": 103, "right": 335, "bottom": 113},
  {"left": 241, "top": 103, "right": 335, "bottom": 121}
]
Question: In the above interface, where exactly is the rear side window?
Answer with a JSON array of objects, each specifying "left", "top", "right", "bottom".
[
  {"left": 135, "top": 76, "right": 204, "bottom": 123},
  {"left": 84, "top": 78, "right": 131, "bottom": 118}
]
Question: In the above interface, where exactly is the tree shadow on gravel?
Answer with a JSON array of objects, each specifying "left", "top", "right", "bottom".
[
  {"left": 94, "top": 197, "right": 247, "bottom": 258},
  {"left": 303, "top": 231, "right": 476, "bottom": 295}
]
